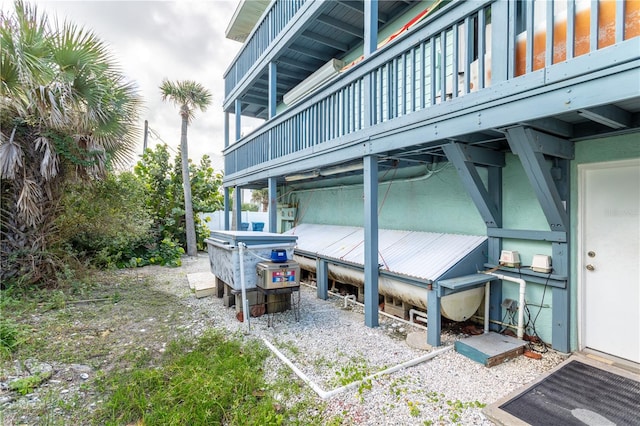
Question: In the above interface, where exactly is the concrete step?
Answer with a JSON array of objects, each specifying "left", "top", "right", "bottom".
[{"left": 187, "top": 272, "right": 216, "bottom": 298}]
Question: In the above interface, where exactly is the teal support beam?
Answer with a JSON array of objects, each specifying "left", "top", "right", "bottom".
[
  {"left": 487, "top": 166, "right": 503, "bottom": 332},
  {"left": 268, "top": 62, "right": 277, "bottom": 119},
  {"left": 505, "top": 126, "right": 573, "bottom": 232},
  {"left": 234, "top": 186, "right": 242, "bottom": 231},
  {"left": 268, "top": 177, "right": 277, "bottom": 233},
  {"left": 235, "top": 99, "right": 242, "bottom": 141},
  {"left": 427, "top": 285, "right": 441, "bottom": 346},
  {"left": 364, "top": 0, "right": 378, "bottom": 57},
  {"left": 506, "top": 126, "right": 572, "bottom": 353},
  {"left": 224, "top": 112, "right": 230, "bottom": 148},
  {"left": 316, "top": 258, "right": 328, "bottom": 300},
  {"left": 364, "top": 155, "right": 379, "bottom": 327},
  {"left": 443, "top": 142, "right": 504, "bottom": 228},
  {"left": 224, "top": 187, "right": 230, "bottom": 231},
  {"left": 552, "top": 242, "right": 570, "bottom": 353}
]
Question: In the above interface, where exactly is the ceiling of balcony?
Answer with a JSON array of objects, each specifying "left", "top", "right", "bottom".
[{"left": 235, "top": 0, "right": 422, "bottom": 119}]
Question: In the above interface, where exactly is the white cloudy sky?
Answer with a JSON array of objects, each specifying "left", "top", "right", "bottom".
[{"left": 2, "top": 0, "right": 263, "bottom": 171}]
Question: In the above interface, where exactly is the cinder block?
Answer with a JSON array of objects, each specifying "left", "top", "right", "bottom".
[
  {"left": 383, "top": 295, "right": 409, "bottom": 319},
  {"left": 233, "top": 290, "right": 264, "bottom": 312}
]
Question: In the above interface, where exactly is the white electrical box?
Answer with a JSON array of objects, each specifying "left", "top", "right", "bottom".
[
  {"left": 499, "top": 250, "right": 521, "bottom": 268},
  {"left": 531, "top": 255, "right": 552, "bottom": 273}
]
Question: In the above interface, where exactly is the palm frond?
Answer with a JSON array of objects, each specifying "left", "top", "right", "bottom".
[
  {"left": 17, "top": 177, "right": 43, "bottom": 228},
  {"left": 35, "top": 136, "right": 59, "bottom": 180},
  {"left": 160, "top": 79, "right": 212, "bottom": 124},
  {"left": 0, "top": 128, "right": 24, "bottom": 179}
]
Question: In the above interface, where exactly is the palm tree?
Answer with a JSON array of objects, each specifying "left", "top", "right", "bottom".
[
  {"left": 0, "top": 1, "right": 141, "bottom": 286},
  {"left": 159, "top": 79, "right": 212, "bottom": 256}
]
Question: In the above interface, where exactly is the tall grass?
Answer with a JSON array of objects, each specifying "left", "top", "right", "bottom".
[{"left": 95, "top": 330, "right": 290, "bottom": 425}]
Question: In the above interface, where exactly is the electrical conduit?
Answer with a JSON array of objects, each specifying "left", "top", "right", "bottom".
[{"left": 484, "top": 272, "right": 526, "bottom": 339}]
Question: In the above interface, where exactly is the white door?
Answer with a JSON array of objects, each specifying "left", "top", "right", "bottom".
[{"left": 579, "top": 159, "right": 640, "bottom": 364}]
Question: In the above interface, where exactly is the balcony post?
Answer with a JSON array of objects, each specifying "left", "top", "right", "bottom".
[
  {"left": 224, "top": 112, "right": 230, "bottom": 148},
  {"left": 224, "top": 187, "right": 230, "bottom": 231},
  {"left": 234, "top": 186, "right": 242, "bottom": 231},
  {"left": 268, "top": 177, "right": 277, "bottom": 232},
  {"left": 491, "top": 0, "right": 510, "bottom": 82},
  {"left": 364, "top": 0, "right": 378, "bottom": 57},
  {"left": 364, "top": 154, "right": 379, "bottom": 327},
  {"left": 269, "top": 61, "right": 277, "bottom": 119},
  {"left": 235, "top": 99, "right": 242, "bottom": 141}
]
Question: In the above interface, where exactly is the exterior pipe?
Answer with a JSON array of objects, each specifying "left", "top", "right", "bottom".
[
  {"left": 299, "top": 281, "right": 427, "bottom": 331},
  {"left": 471, "top": 315, "right": 518, "bottom": 331},
  {"left": 326, "top": 286, "right": 427, "bottom": 331},
  {"left": 485, "top": 272, "right": 526, "bottom": 339},
  {"left": 262, "top": 337, "right": 452, "bottom": 400},
  {"left": 409, "top": 308, "right": 428, "bottom": 325},
  {"left": 343, "top": 294, "right": 356, "bottom": 308},
  {"left": 238, "top": 243, "right": 250, "bottom": 333}
]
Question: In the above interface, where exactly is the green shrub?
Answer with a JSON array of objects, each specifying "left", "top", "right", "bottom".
[
  {"left": 135, "top": 144, "right": 223, "bottom": 252},
  {"left": 56, "top": 172, "right": 158, "bottom": 268},
  {"left": 0, "top": 318, "right": 21, "bottom": 358}
]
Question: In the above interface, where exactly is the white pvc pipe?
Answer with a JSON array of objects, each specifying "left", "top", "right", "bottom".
[
  {"left": 235, "top": 242, "right": 297, "bottom": 250},
  {"left": 343, "top": 294, "right": 356, "bottom": 308},
  {"left": 238, "top": 242, "right": 250, "bottom": 333},
  {"left": 262, "top": 337, "right": 452, "bottom": 400},
  {"left": 409, "top": 308, "right": 428, "bottom": 325},
  {"left": 324, "top": 286, "right": 427, "bottom": 331},
  {"left": 485, "top": 272, "right": 526, "bottom": 339}
]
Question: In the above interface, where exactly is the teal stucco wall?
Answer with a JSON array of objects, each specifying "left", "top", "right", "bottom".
[
  {"left": 290, "top": 163, "right": 486, "bottom": 234},
  {"left": 286, "top": 132, "right": 639, "bottom": 347}
]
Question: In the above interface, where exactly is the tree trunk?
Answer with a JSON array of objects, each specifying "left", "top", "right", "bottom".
[{"left": 180, "top": 115, "right": 197, "bottom": 257}]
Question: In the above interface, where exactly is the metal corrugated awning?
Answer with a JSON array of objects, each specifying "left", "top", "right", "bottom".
[{"left": 285, "top": 224, "right": 487, "bottom": 283}]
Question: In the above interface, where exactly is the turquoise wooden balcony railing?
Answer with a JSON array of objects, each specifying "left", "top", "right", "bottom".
[
  {"left": 224, "top": 0, "right": 306, "bottom": 98},
  {"left": 224, "top": 0, "right": 639, "bottom": 179}
]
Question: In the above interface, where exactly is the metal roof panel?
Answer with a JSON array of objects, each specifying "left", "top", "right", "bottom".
[{"left": 286, "top": 224, "right": 486, "bottom": 281}]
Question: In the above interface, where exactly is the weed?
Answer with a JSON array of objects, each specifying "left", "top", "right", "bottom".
[
  {"left": 0, "top": 319, "right": 21, "bottom": 358},
  {"left": 407, "top": 400, "right": 421, "bottom": 417},
  {"left": 275, "top": 338, "right": 300, "bottom": 356},
  {"left": 333, "top": 357, "right": 370, "bottom": 387},
  {"left": 93, "top": 329, "right": 310, "bottom": 425},
  {"left": 445, "top": 398, "right": 486, "bottom": 423},
  {"left": 9, "top": 372, "right": 51, "bottom": 395},
  {"left": 111, "top": 291, "right": 122, "bottom": 303}
]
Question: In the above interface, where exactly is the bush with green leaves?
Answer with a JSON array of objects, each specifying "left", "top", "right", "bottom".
[
  {"left": 55, "top": 172, "right": 167, "bottom": 268},
  {"left": 134, "top": 144, "right": 224, "bottom": 252}
]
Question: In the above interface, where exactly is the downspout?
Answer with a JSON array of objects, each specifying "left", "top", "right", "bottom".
[{"left": 484, "top": 272, "right": 526, "bottom": 339}]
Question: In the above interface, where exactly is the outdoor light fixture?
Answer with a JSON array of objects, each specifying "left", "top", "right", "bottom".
[{"left": 283, "top": 58, "right": 344, "bottom": 106}]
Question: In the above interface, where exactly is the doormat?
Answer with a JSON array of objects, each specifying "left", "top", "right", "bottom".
[{"left": 495, "top": 359, "right": 640, "bottom": 426}]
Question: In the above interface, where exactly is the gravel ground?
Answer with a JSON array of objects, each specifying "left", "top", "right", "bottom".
[
  {"left": 173, "top": 254, "right": 566, "bottom": 425},
  {"left": 2, "top": 253, "right": 566, "bottom": 425}
]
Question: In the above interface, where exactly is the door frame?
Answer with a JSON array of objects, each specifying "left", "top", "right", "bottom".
[{"left": 577, "top": 158, "right": 640, "bottom": 354}]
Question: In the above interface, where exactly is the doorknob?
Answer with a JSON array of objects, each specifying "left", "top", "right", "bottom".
[{"left": 586, "top": 264, "right": 595, "bottom": 271}]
